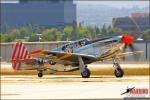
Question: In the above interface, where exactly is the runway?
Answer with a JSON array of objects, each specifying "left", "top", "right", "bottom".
[{"left": 1, "top": 75, "right": 149, "bottom": 99}]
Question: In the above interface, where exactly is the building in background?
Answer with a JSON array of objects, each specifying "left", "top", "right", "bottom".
[
  {"left": 112, "top": 13, "right": 149, "bottom": 34},
  {"left": 1, "top": 0, "right": 76, "bottom": 28}
]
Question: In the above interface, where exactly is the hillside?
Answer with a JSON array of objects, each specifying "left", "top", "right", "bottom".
[{"left": 77, "top": 4, "right": 149, "bottom": 27}]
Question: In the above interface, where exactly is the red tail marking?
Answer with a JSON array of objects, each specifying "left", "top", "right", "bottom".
[
  {"left": 16, "top": 42, "right": 22, "bottom": 59},
  {"left": 12, "top": 42, "right": 20, "bottom": 70},
  {"left": 16, "top": 63, "right": 20, "bottom": 70},
  {"left": 24, "top": 50, "right": 28, "bottom": 59},
  {"left": 12, "top": 63, "right": 17, "bottom": 70},
  {"left": 20, "top": 46, "right": 25, "bottom": 59},
  {"left": 17, "top": 45, "right": 26, "bottom": 70},
  {"left": 14, "top": 42, "right": 22, "bottom": 69},
  {"left": 28, "top": 55, "right": 31, "bottom": 59},
  {"left": 11, "top": 41, "right": 31, "bottom": 70},
  {"left": 11, "top": 42, "right": 19, "bottom": 60}
]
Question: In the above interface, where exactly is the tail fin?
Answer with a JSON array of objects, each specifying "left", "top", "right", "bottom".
[{"left": 11, "top": 41, "right": 31, "bottom": 70}]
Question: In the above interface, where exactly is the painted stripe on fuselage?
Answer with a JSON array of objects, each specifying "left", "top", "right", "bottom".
[
  {"left": 59, "top": 53, "right": 73, "bottom": 60},
  {"left": 100, "top": 50, "right": 118, "bottom": 60}
]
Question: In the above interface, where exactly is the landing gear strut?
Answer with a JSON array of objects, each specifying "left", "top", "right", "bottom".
[
  {"left": 113, "top": 58, "right": 124, "bottom": 78},
  {"left": 38, "top": 71, "right": 43, "bottom": 78},
  {"left": 78, "top": 56, "right": 91, "bottom": 78}
]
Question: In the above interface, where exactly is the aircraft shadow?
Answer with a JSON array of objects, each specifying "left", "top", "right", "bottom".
[{"left": 4, "top": 76, "right": 114, "bottom": 79}]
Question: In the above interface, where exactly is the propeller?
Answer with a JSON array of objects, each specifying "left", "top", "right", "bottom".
[
  {"left": 120, "top": 34, "right": 141, "bottom": 61},
  {"left": 121, "top": 34, "right": 134, "bottom": 46}
]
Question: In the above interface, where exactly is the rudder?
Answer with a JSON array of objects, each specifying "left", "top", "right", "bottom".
[{"left": 11, "top": 41, "right": 31, "bottom": 70}]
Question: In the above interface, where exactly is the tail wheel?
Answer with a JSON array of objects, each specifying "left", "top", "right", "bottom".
[
  {"left": 38, "top": 72, "right": 43, "bottom": 78},
  {"left": 81, "top": 68, "right": 91, "bottom": 78},
  {"left": 114, "top": 68, "right": 124, "bottom": 78}
]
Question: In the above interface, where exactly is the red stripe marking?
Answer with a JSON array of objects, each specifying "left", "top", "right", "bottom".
[
  {"left": 11, "top": 42, "right": 19, "bottom": 60},
  {"left": 12, "top": 42, "right": 19, "bottom": 70},
  {"left": 30, "top": 50, "right": 43, "bottom": 55},
  {"left": 20, "top": 46, "right": 25, "bottom": 59},
  {"left": 28, "top": 55, "right": 31, "bottom": 59},
  {"left": 12, "top": 62, "right": 17, "bottom": 70},
  {"left": 17, "top": 45, "right": 25, "bottom": 70},
  {"left": 14, "top": 42, "right": 22, "bottom": 69},
  {"left": 16, "top": 63, "right": 19, "bottom": 70},
  {"left": 17, "top": 62, "right": 21, "bottom": 70},
  {"left": 24, "top": 50, "right": 28, "bottom": 59},
  {"left": 13, "top": 61, "right": 17, "bottom": 70},
  {"left": 16, "top": 42, "right": 22, "bottom": 58}
]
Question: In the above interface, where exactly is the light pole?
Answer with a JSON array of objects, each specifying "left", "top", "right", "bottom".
[
  {"left": 36, "top": 34, "right": 42, "bottom": 42},
  {"left": 24, "top": 36, "right": 30, "bottom": 42}
]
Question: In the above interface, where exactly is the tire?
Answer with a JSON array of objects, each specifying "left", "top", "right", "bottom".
[
  {"left": 81, "top": 68, "right": 91, "bottom": 78},
  {"left": 38, "top": 72, "right": 43, "bottom": 78},
  {"left": 51, "top": 62, "right": 56, "bottom": 65},
  {"left": 114, "top": 68, "right": 124, "bottom": 78},
  {"left": 48, "top": 61, "right": 56, "bottom": 65}
]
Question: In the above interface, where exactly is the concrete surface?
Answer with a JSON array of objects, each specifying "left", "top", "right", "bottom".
[{"left": 1, "top": 75, "right": 149, "bottom": 99}]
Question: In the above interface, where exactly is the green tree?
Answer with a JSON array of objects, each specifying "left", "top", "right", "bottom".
[
  {"left": 28, "top": 35, "right": 39, "bottom": 42},
  {"left": 62, "top": 26, "right": 73, "bottom": 41},
  {"left": 106, "top": 25, "right": 114, "bottom": 35},
  {"left": 41, "top": 28, "right": 62, "bottom": 41},
  {"left": 9, "top": 28, "right": 20, "bottom": 40},
  {"left": 86, "top": 26, "right": 94, "bottom": 39},
  {"left": 101, "top": 24, "right": 107, "bottom": 34},
  {"left": 112, "top": 28, "right": 124, "bottom": 35}
]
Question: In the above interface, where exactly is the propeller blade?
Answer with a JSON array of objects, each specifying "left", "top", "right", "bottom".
[
  {"left": 129, "top": 44, "right": 141, "bottom": 61},
  {"left": 121, "top": 44, "right": 141, "bottom": 61},
  {"left": 122, "top": 45, "right": 127, "bottom": 61},
  {"left": 129, "top": 44, "right": 135, "bottom": 52}
]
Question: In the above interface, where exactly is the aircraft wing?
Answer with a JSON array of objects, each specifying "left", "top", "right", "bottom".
[
  {"left": 117, "top": 51, "right": 142, "bottom": 56},
  {"left": 99, "top": 51, "right": 143, "bottom": 61},
  {"left": 30, "top": 50, "right": 97, "bottom": 65},
  {"left": 116, "top": 51, "right": 143, "bottom": 58}
]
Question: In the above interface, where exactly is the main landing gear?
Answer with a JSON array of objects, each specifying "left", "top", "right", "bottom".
[
  {"left": 38, "top": 71, "right": 43, "bottom": 78},
  {"left": 113, "top": 58, "right": 124, "bottom": 78},
  {"left": 78, "top": 56, "right": 91, "bottom": 78},
  {"left": 81, "top": 67, "right": 91, "bottom": 78}
]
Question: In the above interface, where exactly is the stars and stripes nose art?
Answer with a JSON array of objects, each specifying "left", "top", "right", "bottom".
[{"left": 11, "top": 41, "right": 31, "bottom": 70}]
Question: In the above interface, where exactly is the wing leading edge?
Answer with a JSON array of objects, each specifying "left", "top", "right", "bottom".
[{"left": 30, "top": 50, "right": 97, "bottom": 65}]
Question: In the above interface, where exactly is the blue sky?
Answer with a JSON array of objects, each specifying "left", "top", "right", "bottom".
[{"left": 75, "top": 1, "right": 149, "bottom": 9}]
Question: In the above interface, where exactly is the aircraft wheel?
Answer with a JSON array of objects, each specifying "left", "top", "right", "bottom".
[
  {"left": 38, "top": 72, "right": 43, "bottom": 78},
  {"left": 81, "top": 68, "right": 91, "bottom": 78},
  {"left": 48, "top": 61, "right": 56, "bottom": 65},
  {"left": 114, "top": 68, "right": 124, "bottom": 78},
  {"left": 51, "top": 62, "right": 56, "bottom": 65}
]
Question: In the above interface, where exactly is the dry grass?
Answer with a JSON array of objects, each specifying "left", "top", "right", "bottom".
[
  {"left": 1, "top": 67, "right": 149, "bottom": 76},
  {"left": 91, "top": 68, "right": 149, "bottom": 76}
]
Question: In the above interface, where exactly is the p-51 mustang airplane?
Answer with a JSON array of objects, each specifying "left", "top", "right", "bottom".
[{"left": 11, "top": 34, "right": 142, "bottom": 78}]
